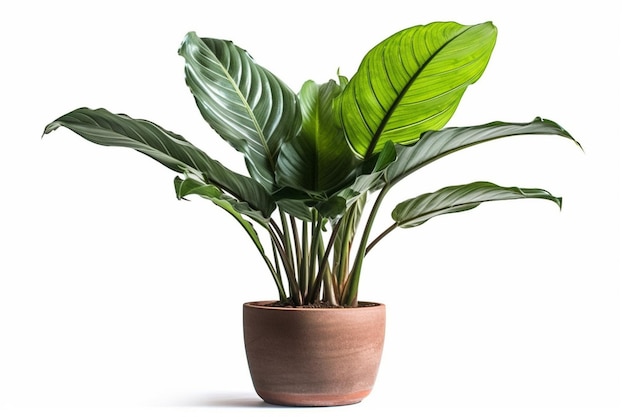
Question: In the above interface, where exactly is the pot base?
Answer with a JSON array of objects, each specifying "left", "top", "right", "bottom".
[{"left": 256, "top": 388, "right": 370, "bottom": 407}]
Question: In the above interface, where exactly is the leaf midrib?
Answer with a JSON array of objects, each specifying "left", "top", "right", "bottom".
[
  {"left": 211, "top": 43, "right": 275, "bottom": 172},
  {"left": 364, "top": 25, "right": 473, "bottom": 159}
]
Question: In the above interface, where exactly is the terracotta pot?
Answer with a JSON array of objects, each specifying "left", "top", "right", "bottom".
[{"left": 242, "top": 301, "right": 386, "bottom": 406}]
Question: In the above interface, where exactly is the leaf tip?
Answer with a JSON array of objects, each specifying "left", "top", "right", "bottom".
[
  {"left": 41, "top": 119, "right": 63, "bottom": 138},
  {"left": 555, "top": 196, "right": 563, "bottom": 211}
]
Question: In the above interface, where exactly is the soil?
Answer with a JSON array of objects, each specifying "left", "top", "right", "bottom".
[{"left": 265, "top": 301, "right": 379, "bottom": 308}]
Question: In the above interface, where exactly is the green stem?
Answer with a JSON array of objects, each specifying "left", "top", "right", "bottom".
[
  {"left": 335, "top": 204, "right": 356, "bottom": 289},
  {"left": 279, "top": 209, "right": 295, "bottom": 281},
  {"left": 310, "top": 224, "right": 341, "bottom": 305},
  {"left": 269, "top": 224, "right": 301, "bottom": 305},
  {"left": 306, "top": 212, "right": 322, "bottom": 300},
  {"left": 269, "top": 244, "right": 287, "bottom": 302},
  {"left": 342, "top": 185, "right": 390, "bottom": 306},
  {"left": 290, "top": 215, "right": 302, "bottom": 275},
  {"left": 300, "top": 220, "right": 310, "bottom": 301}
]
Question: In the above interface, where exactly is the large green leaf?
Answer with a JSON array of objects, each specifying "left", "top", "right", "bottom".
[
  {"left": 276, "top": 80, "right": 359, "bottom": 195},
  {"left": 43, "top": 107, "right": 275, "bottom": 218},
  {"left": 392, "top": 181, "right": 562, "bottom": 228},
  {"left": 337, "top": 21, "right": 497, "bottom": 158},
  {"left": 179, "top": 33, "right": 301, "bottom": 191},
  {"left": 385, "top": 118, "right": 580, "bottom": 185}
]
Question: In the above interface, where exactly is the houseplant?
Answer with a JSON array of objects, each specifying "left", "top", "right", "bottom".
[{"left": 43, "top": 21, "right": 580, "bottom": 405}]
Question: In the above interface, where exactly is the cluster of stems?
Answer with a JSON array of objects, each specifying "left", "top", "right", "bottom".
[{"left": 263, "top": 186, "right": 391, "bottom": 307}]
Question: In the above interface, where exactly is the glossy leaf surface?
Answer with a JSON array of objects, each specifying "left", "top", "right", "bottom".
[
  {"left": 179, "top": 33, "right": 301, "bottom": 191},
  {"left": 392, "top": 181, "right": 562, "bottom": 228},
  {"left": 384, "top": 118, "right": 579, "bottom": 185},
  {"left": 43, "top": 107, "right": 275, "bottom": 217},
  {"left": 276, "top": 80, "right": 358, "bottom": 195},
  {"left": 337, "top": 21, "right": 497, "bottom": 158}
]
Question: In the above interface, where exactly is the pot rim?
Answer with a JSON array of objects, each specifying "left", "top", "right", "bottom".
[{"left": 244, "top": 300, "right": 385, "bottom": 311}]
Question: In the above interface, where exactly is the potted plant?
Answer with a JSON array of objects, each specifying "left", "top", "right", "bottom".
[{"left": 43, "top": 21, "right": 580, "bottom": 406}]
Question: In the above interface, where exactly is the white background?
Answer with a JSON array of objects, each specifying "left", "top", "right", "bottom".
[{"left": 1, "top": 1, "right": 623, "bottom": 416}]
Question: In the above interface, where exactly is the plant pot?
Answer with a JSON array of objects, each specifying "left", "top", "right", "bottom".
[{"left": 242, "top": 301, "right": 386, "bottom": 406}]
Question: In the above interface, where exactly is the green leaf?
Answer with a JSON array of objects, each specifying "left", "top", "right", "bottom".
[
  {"left": 276, "top": 199, "right": 313, "bottom": 222},
  {"left": 179, "top": 33, "right": 301, "bottom": 191},
  {"left": 43, "top": 107, "right": 276, "bottom": 218},
  {"left": 276, "top": 80, "right": 359, "bottom": 194},
  {"left": 337, "top": 21, "right": 497, "bottom": 158},
  {"left": 392, "top": 181, "right": 562, "bottom": 228},
  {"left": 335, "top": 141, "right": 397, "bottom": 205},
  {"left": 174, "top": 175, "right": 286, "bottom": 301},
  {"left": 174, "top": 175, "right": 269, "bottom": 226},
  {"left": 385, "top": 118, "right": 580, "bottom": 185},
  {"left": 315, "top": 196, "right": 346, "bottom": 219}
]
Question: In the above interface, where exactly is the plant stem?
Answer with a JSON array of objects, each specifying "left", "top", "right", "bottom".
[
  {"left": 279, "top": 209, "right": 295, "bottom": 281},
  {"left": 269, "top": 244, "right": 287, "bottom": 302},
  {"left": 310, "top": 224, "right": 340, "bottom": 305},
  {"left": 290, "top": 215, "right": 302, "bottom": 273},
  {"left": 335, "top": 203, "right": 356, "bottom": 289},
  {"left": 366, "top": 223, "right": 397, "bottom": 255},
  {"left": 300, "top": 220, "right": 310, "bottom": 301},
  {"left": 342, "top": 185, "right": 390, "bottom": 306},
  {"left": 269, "top": 224, "right": 301, "bottom": 305},
  {"left": 306, "top": 212, "right": 322, "bottom": 300}
]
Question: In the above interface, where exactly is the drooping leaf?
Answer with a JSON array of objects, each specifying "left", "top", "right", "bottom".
[
  {"left": 179, "top": 33, "right": 301, "bottom": 191},
  {"left": 384, "top": 118, "right": 580, "bottom": 185},
  {"left": 392, "top": 181, "right": 562, "bottom": 228},
  {"left": 43, "top": 107, "right": 275, "bottom": 218},
  {"left": 276, "top": 80, "right": 359, "bottom": 194},
  {"left": 174, "top": 175, "right": 285, "bottom": 300},
  {"left": 337, "top": 21, "right": 497, "bottom": 158},
  {"left": 174, "top": 175, "right": 269, "bottom": 251},
  {"left": 174, "top": 175, "right": 269, "bottom": 226}
]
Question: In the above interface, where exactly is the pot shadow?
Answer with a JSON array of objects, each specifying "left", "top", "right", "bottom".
[{"left": 169, "top": 392, "right": 281, "bottom": 408}]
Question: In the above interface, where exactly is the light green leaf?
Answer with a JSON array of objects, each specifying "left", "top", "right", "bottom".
[
  {"left": 392, "top": 181, "right": 562, "bottom": 228},
  {"left": 385, "top": 118, "right": 580, "bottom": 185},
  {"left": 337, "top": 21, "right": 497, "bottom": 158},
  {"left": 179, "top": 33, "right": 301, "bottom": 191},
  {"left": 276, "top": 80, "right": 359, "bottom": 194},
  {"left": 43, "top": 107, "right": 276, "bottom": 218}
]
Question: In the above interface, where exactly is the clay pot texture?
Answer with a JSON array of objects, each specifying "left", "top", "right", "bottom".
[{"left": 242, "top": 301, "right": 386, "bottom": 406}]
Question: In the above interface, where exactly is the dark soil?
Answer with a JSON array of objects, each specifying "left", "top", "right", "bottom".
[{"left": 265, "top": 301, "right": 379, "bottom": 308}]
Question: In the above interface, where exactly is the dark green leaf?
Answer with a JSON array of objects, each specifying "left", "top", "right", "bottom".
[
  {"left": 179, "top": 33, "right": 301, "bottom": 191},
  {"left": 276, "top": 80, "right": 359, "bottom": 194},
  {"left": 392, "top": 181, "right": 562, "bottom": 228},
  {"left": 385, "top": 118, "right": 580, "bottom": 185},
  {"left": 315, "top": 196, "right": 346, "bottom": 219},
  {"left": 174, "top": 175, "right": 270, "bottom": 226},
  {"left": 276, "top": 199, "right": 313, "bottom": 222},
  {"left": 335, "top": 141, "right": 397, "bottom": 205},
  {"left": 174, "top": 175, "right": 283, "bottom": 297},
  {"left": 43, "top": 107, "right": 275, "bottom": 218}
]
